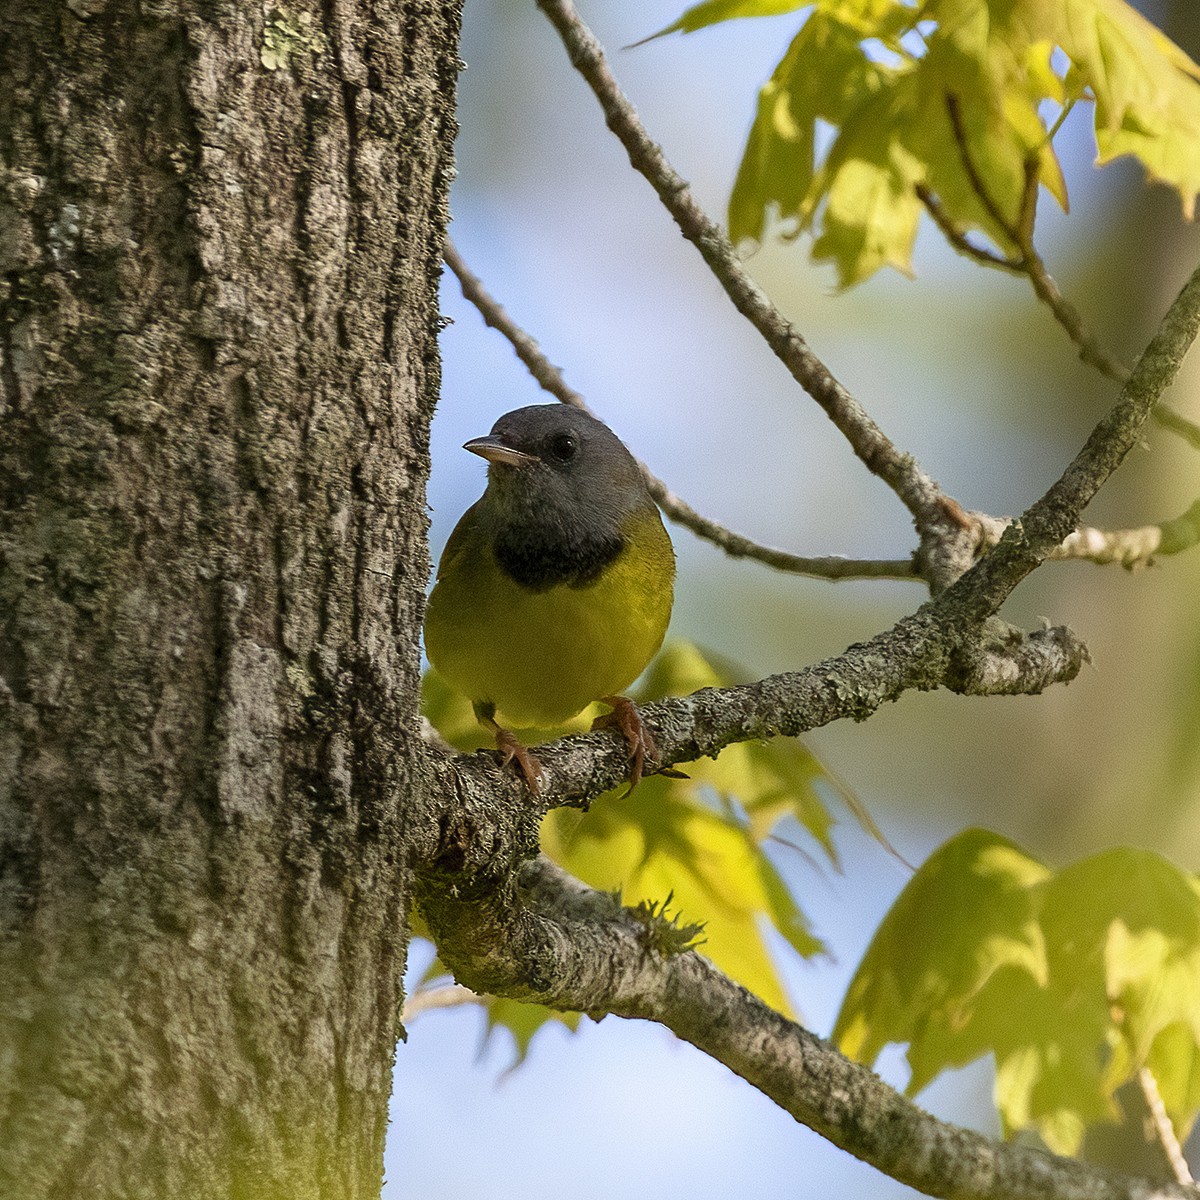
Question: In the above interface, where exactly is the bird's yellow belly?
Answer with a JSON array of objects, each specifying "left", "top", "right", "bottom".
[{"left": 425, "top": 513, "right": 673, "bottom": 728}]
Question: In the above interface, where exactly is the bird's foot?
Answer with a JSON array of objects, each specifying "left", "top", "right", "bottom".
[
  {"left": 592, "top": 696, "right": 672, "bottom": 796},
  {"left": 492, "top": 726, "right": 544, "bottom": 795},
  {"left": 475, "top": 706, "right": 544, "bottom": 794}
]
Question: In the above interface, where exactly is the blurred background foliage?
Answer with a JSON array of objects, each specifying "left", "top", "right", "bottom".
[{"left": 392, "top": 1, "right": 1200, "bottom": 1196}]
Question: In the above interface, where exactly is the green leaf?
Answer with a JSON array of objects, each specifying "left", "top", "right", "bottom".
[
  {"left": 544, "top": 777, "right": 824, "bottom": 1016},
  {"left": 1057, "top": 0, "right": 1200, "bottom": 218},
  {"left": 835, "top": 834, "right": 1200, "bottom": 1153},
  {"left": 1158, "top": 497, "right": 1200, "bottom": 556},
  {"left": 1140, "top": 1021, "right": 1200, "bottom": 1136},
  {"left": 484, "top": 999, "right": 580, "bottom": 1070},
  {"left": 834, "top": 828, "right": 1050, "bottom": 1088},
  {"left": 421, "top": 667, "right": 484, "bottom": 750},
  {"left": 405, "top": 945, "right": 580, "bottom": 1070},
  {"left": 720, "top": 0, "right": 1200, "bottom": 283},
  {"left": 808, "top": 84, "right": 926, "bottom": 285},
  {"left": 635, "top": 642, "right": 840, "bottom": 861},
  {"left": 633, "top": 0, "right": 812, "bottom": 47},
  {"left": 729, "top": 11, "right": 893, "bottom": 250},
  {"left": 1041, "top": 850, "right": 1200, "bottom": 1140}
]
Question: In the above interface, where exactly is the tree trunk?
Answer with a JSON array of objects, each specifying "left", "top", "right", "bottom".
[{"left": 0, "top": 2, "right": 459, "bottom": 1196}]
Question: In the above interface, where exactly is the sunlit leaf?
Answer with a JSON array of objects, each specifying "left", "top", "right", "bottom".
[
  {"left": 834, "top": 828, "right": 1050, "bottom": 1086},
  {"left": 1059, "top": 0, "right": 1200, "bottom": 218},
  {"left": 729, "top": 11, "right": 891, "bottom": 249},
  {"left": 1141, "top": 1022, "right": 1200, "bottom": 1136},
  {"left": 699, "top": 0, "right": 1200, "bottom": 282},
  {"left": 835, "top": 833, "right": 1200, "bottom": 1153},
  {"left": 1039, "top": 849, "right": 1200, "bottom": 1144},
  {"left": 635, "top": 642, "right": 839, "bottom": 860},
  {"left": 544, "top": 778, "right": 824, "bottom": 1016},
  {"left": 809, "top": 85, "right": 926, "bottom": 285},
  {"left": 633, "top": 0, "right": 812, "bottom": 47}
]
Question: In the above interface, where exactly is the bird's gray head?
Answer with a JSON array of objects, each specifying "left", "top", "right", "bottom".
[
  {"left": 464, "top": 404, "right": 652, "bottom": 589},
  {"left": 466, "top": 404, "right": 647, "bottom": 526}
]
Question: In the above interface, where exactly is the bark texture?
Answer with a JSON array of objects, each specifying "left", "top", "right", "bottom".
[{"left": 0, "top": 2, "right": 460, "bottom": 1197}]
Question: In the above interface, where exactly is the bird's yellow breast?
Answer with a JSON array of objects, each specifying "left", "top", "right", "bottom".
[{"left": 424, "top": 504, "right": 674, "bottom": 728}]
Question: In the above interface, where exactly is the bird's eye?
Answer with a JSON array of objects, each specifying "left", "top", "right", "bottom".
[{"left": 548, "top": 432, "right": 578, "bottom": 462}]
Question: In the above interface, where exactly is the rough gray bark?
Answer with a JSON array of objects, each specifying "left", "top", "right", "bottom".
[{"left": 0, "top": 3, "right": 459, "bottom": 1197}]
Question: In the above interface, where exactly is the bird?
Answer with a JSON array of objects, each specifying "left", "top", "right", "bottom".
[{"left": 424, "top": 403, "right": 675, "bottom": 794}]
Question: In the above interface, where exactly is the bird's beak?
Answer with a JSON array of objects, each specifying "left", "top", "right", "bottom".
[{"left": 464, "top": 435, "right": 540, "bottom": 468}]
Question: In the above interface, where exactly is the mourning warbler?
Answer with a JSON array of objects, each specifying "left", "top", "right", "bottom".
[{"left": 424, "top": 404, "right": 675, "bottom": 792}]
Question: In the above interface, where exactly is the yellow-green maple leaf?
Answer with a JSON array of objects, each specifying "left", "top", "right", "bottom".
[
  {"left": 655, "top": 0, "right": 1200, "bottom": 283},
  {"left": 835, "top": 833, "right": 1200, "bottom": 1154}
]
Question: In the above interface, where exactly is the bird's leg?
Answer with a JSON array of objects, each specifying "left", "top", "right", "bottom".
[
  {"left": 592, "top": 696, "right": 659, "bottom": 795},
  {"left": 474, "top": 702, "right": 543, "bottom": 794}
]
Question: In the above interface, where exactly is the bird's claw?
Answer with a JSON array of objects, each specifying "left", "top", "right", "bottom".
[
  {"left": 491, "top": 726, "right": 544, "bottom": 794},
  {"left": 592, "top": 696, "right": 663, "bottom": 796}
]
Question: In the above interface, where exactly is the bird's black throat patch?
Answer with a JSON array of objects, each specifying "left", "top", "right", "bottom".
[{"left": 493, "top": 526, "right": 626, "bottom": 592}]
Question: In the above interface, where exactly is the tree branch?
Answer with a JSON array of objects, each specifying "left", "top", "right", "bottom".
[
  {"left": 535, "top": 0, "right": 968, "bottom": 540},
  {"left": 421, "top": 857, "right": 1200, "bottom": 1200},
  {"left": 443, "top": 238, "right": 919, "bottom": 582},
  {"left": 975, "top": 499, "right": 1200, "bottom": 569}
]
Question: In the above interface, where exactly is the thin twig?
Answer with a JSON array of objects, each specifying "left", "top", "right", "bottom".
[
  {"left": 934, "top": 103, "right": 1200, "bottom": 450},
  {"left": 915, "top": 184, "right": 1025, "bottom": 273},
  {"left": 645, "top": 480, "right": 917, "bottom": 579},
  {"left": 1023, "top": 250, "right": 1131, "bottom": 383},
  {"left": 1154, "top": 402, "right": 1200, "bottom": 450},
  {"left": 446, "top": 238, "right": 1200, "bottom": 577},
  {"left": 536, "top": 0, "right": 965, "bottom": 537},
  {"left": 1138, "top": 1067, "right": 1194, "bottom": 1186},
  {"left": 943, "top": 94, "right": 1131, "bottom": 384},
  {"left": 443, "top": 240, "right": 587, "bottom": 408},
  {"left": 975, "top": 496, "right": 1200, "bottom": 568},
  {"left": 962, "top": 262, "right": 1200, "bottom": 605},
  {"left": 444, "top": 239, "right": 919, "bottom": 582},
  {"left": 1050, "top": 523, "right": 1164, "bottom": 567},
  {"left": 1016, "top": 153, "right": 1040, "bottom": 249},
  {"left": 401, "top": 983, "right": 481, "bottom": 1023}
]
